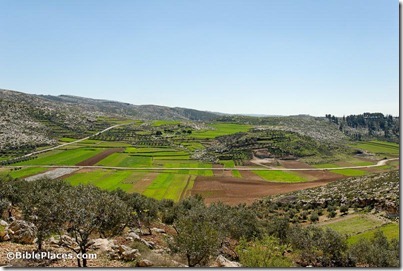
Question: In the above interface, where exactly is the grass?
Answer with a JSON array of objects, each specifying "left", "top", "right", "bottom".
[
  {"left": 347, "top": 158, "right": 374, "bottom": 166},
  {"left": 321, "top": 215, "right": 383, "bottom": 237},
  {"left": 152, "top": 120, "right": 181, "bottom": 126},
  {"left": 232, "top": 170, "right": 242, "bottom": 178},
  {"left": 181, "top": 142, "right": 205, "bottom": 151},
  {"left": 143, "top": 173, "right": 190, "bottom": 201},
  {"left": 14, "top": 148, "right": 106, "bottom": 166},
  {"left": 192, "top": 123, "right": 252, "bottom": 139},
  {"left": 252, "top": 170, "right": 307, "bottom": 183},
  {"left": 220, "top": 160, "right": 235, "bottom": 168},
  {"left": 8, "top": 167, "right": 48, "bottom": 179},
  {"left": 312, "top": 162, "right": 368, "bottom": 176},
  {"left": 329, "top": 169, "right": 368, "bottom": 176},
  {"left": 66, "top": 169, "right": 135, "bottom": 192},
  {"left": 353, "top": 140, "right": 399, "bottom": 156},
  {"left": 96, "top": 153, "right": 152, "bottom": 167},
  {"left": 59, "top": 137, "right": 77, "bottom": 143},
  {"left": 347, "top": 223, "right": 399, "bottom": 245}
]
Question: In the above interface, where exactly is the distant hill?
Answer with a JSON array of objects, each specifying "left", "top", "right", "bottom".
[
  {"left": 40, "top": 94, "right": 220, "bottom": 121},
  {"left": 0, "top": 89, "right": 220, "bottom": 154}
]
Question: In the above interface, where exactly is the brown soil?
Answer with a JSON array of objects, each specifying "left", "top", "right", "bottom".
[
  {"left": 212, "top": 164, "right": 234, "bottom": 177},
  {"left": 191, "top": 175, "right": 336, "bottom": 206},
  {"left": 129, "top": 172, "right": 159, "bottom": 193},
  {"left": 75, "top": 148, "right": 124, "bottom": 166},
  {"left": 278, "top": 160, "right": 313, "bottom": 169}
]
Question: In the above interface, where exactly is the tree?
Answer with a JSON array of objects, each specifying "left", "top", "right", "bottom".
[
  {"left": 310, "top": 212, "right": 319, "bottom": 223},
  {"left": 288, "top": 226, "right": 350, "bottom": 267},
  {"left": 64, "top": 185, "right": 129, "bottom": 267},
  {"left": 21, "top": 178, "right": 70, "bottom": 251},
  {"left": 169, "top": 203, "right": 221, "bottom": 267},
  {"left": 349, "top": 231, "right": 399, "bottom": 267},
  {"left": 340, "top": 205, "right": 348, "bottom": 215},
  {"left": 0, "top": 177, "right": 28, "bottom": 219},
  {"left": 236, "top": 235, "right": 292, "bottom": 267}
]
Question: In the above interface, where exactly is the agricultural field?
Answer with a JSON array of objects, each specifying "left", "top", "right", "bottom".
[
  {"left": 3, "top": 119, "right": 399, "bottom": 205},
  {"left": 319, "top": 215, "right": 399, "bottom": 245},
  {"left": 347, "top": 223, "right": 399, "bottom": 245},
  {"left": 191, "top": 123, "right": 252, "bottom": 139},
  {"left": 252, "top": 170, "right": 307, "bottom": 183},
  {"left": 352, "top": 140, "right": 399, "bottom": 157},
  {"left": 15, "top": 148, "right": 106, "bottom": 166}
]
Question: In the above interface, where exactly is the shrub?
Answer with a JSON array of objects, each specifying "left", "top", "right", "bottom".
[{"left": 236, "top": 235, "right": 292, "bottom": 267}]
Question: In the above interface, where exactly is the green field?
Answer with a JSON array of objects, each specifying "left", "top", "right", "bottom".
[
  {"left": 152, "top": 120, "right": 181, "bottom": 126},
  {"left": 353, "top": 140, "right": 399, "bottom": 156},
  {"left": 97, "top": 153, "right": 152, "bottom": 167},
  {"left": 65, "top": 169, "right": 149, "bottom": 192},
  {"left": 192, "top": 123, "right": 252, "bottom": 139},
  {"left": 329, "top": 168, "right": 368, "bottom": 177},
  {"left": 321, "top": 215, "right": 383, "bottom": 236},
  {"left": 232, "top": 170, "right": 242, "bottom": 178},
  {"left": 14, "top": 148, "right": 106, "bottom": 166},
  {"left": 347, "top": 223, "right": 399, "bottom": 245},
  {"left": 7, "top": 167, "right": 48, "bottom": 179},
  {"left": 220, "top": 160, "right": 235, "bottom": 168},
  {"left": 252, "top": 170, "right": 307, "bottom": 183},
  {"left": 143, "top": 173, "right": 194, "bottom": 201},
  {"left": 313, "top": 162, "right": 368, "bottom": 176}
]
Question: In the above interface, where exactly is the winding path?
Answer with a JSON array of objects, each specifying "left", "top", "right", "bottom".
[{"left": 23, "top": 123, "right": 126, "bottom": 158}]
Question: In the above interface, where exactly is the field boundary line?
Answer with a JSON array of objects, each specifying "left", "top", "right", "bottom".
[{"left": 3, "top": 157, "right": 398, "bottom": 171}]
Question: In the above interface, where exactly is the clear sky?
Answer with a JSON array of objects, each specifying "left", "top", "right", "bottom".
[{"left": 0, "top": 0, "right": 399, "bottom": 116}]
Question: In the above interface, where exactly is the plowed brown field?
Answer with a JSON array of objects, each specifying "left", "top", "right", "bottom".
[
  {"left": 75, "top": 148, "right": 124, "bottom": 166},
  {"left": 191, "top": 159, "right": 345, "bottom": 205}
]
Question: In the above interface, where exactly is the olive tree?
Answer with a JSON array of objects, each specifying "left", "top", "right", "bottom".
[
  {"left": 236, "top": 235, "right": 292, "bottom": 267},
  {"left": 21, "top": 178, "right": 70, "bottom": 251},
  {"left": 64, "top": 185, "right": 129, "bottom": 267},
  {"left": 170, "top": 205, "right": 221, "bottom": 267}
]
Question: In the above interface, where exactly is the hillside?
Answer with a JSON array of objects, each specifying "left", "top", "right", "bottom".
[
  {"left": 0, "top": 89, "right": 219, "bottom": 155},
  {"left": 0, "top": 171, "right": 399, "bottom": 267}
]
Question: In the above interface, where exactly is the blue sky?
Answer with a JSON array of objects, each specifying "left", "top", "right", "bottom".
[{"left": 0, "top": 0, "right": 398, "bottom": 116}]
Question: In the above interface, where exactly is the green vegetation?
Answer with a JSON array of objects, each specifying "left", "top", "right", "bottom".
[
  {"left": 97, "top": 153, "right": 152, "bottom": 168},
  {"left": 329, "top": 168, "right": 368, "bottom": 177},
  {"left": 152, "top": 120, "right": 181, "bottom": 126},
  {"left": 66, "top": 169, "right": 135, "bottom": 192},
  {"left": 321, "top": 215, "right": 383, "bottom": 236},
  {"left": 252, "top": 170, "right": 307, "bottom": 183},
  {"left": 15, "top": 148, "right": 106, "bottom": 166},
  {"left": 232, "top": 170, "right": 242, "bottom": 178},
  {"left": 7, "top": 167, "right": 48, "bottom": 179},
  {"left": 143, "top": 173, "right": 192, "bottom": 201},
  {"left": 353, "top": 140, "right": 399, "bottom": 156},
  {"left": 236, "top": 235, "right": 292, "bottom": 267},
  {"left": 191, "top": 123, "right": 252, "bottom": 139},
  {"left": 348, "top": 223, "right": 399, "bottom": 245}
]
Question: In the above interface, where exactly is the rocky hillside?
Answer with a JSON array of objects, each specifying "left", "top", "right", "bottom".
[
  {"left": 41, "top": 94, "right": 219, "bottom": 121},
  {"left": 255, "top": 170, "right": 400, "bottom": 217},
  {"left": 0, "top": 89, "right": 219, "bottom": 154}
]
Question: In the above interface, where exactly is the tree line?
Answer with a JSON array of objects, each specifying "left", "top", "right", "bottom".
[{"left": 325, "top": 113, "right": 399, "bottom": 141}]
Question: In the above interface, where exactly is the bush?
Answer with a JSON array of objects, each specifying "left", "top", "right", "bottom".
[
  {"left": 327, "top": 210, "right": 337, "bottom": 218},
  {"left": 310, "top": 212, "right": 319, "bottom": 223},
  {"left": 236, "top": 235, "right": 292, "bottom": 267},
  {"left": 349, "top": 231, "right": 399, "bottom": 267}
]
